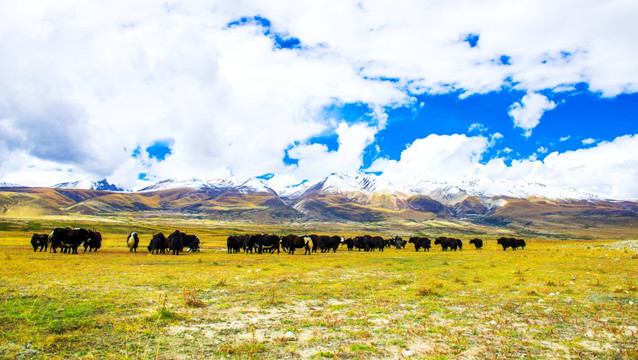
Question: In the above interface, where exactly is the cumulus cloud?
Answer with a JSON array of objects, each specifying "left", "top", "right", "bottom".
[
  {"left": 503, "top": 135, "right": 638, "bottom": 198},
  {"left": 369, "top": 133, "right": 638, "bottom": 198},
  {"left": 285, "top": 122, "right": 378, "bottom": 180},
  {"left": 369, "top": 134, "right": 489, "bottom": 184},
  {"left": 582, "top": 138, "right": 596, "bottom": 145},
  {"left": 508, "top": 93, "right": 557, "bottom": 137}
]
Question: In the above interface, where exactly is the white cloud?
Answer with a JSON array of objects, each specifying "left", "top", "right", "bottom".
[
  {"left": 369, "top": 133, "right": 638, "bottom": 199},
  {"left": 286, "top": 122, "right": 378, "bottom": 181},
  {"left": 537, "top": 146, "right": 548, "bottom": 154},
  {"left": 582, "top": 138, "right": 596, "bottom": 145},
  {"left": 508, "top": 92, "right": 557, "bottom": 137},
  {"left": 488, "top": 132, "right": 504, "bottom": 147},
  {"left": 0, "top": 0, "right": 637, "bottom": 196},
  {"left": 506, "top": 135, "right": 638, "bottom": 198},
  {"left": 469, "top": 123, "right": 487, "bottom": 133},
  {"left": 369, "top": 134, "right": 489, "bottom": 184},
  {"left": 560, "top": 136, "right": 571, "bottom": 142}
]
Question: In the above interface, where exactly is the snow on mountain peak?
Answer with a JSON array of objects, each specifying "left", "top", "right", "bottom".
[
  {"left": 0, "top": 181, "right": 21, "bottom": 188},
  {"left": 52, "top": 178, "right": 124, "bottom": 191},
  {"left": 139, "top": 178, "right": 207, "bottom": 192},
  {"left": 321, "top": 173, "right": 361, "bottom": 193},
  {"left": 138, "top": 176, "right": 276, "bottom": 194},
  {"left": 238, "top": 178, "right": 276, "bottom": 194}
]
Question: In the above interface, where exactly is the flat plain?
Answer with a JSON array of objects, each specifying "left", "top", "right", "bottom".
[{"left": 0, "top": 215, "right": 636, "bottom": 359}]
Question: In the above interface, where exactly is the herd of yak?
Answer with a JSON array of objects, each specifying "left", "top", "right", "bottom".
[
  {"left": 29, "top": 228, "right": 527, "bottom": 255},
  {"left": 29, "top": 228, "right": 201, "bottom": 255},
  {"left": 226, "top": 234, "right": 527, "bottom": 254}
]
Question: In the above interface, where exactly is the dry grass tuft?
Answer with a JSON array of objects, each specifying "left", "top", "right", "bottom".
[
  {"left": 182, "top": 288, "right": 207, "bottom": 308},
  {"left": 417, "top": 287, "right": 439, "bottom": 297}
]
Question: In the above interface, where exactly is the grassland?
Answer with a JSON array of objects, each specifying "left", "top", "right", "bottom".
[{"left": 0, "top": 215, "right": 637, "bottom": 359}]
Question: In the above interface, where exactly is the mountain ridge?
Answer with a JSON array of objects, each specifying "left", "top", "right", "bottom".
[
  {"left": 22, "top": 173, "right": 610, "bottom": 203},
  {"left": 1, "top": 179, "right": 637, "bottom": 238}
]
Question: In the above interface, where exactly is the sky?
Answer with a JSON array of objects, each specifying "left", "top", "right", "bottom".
[{"left": 1, "top": 0, "right": 638, "bottom": 198}]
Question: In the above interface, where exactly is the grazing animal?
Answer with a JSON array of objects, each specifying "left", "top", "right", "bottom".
[
  {"left": 83, "top": 230, "right": 102, "bottom": 252},
  {"left": 280, "top": 235, "right": 311, "bottom": 255},
  {"left": 389, "top": 236, "right": 406, "bottom": 249},
  {"left": 369, "top": 236, "right": 385, "bottom": 252},
  {"left": 127, "top": 232, "right": 140, "bottom": 252},
  {"left": 434, "top": 237, "right": 461, "bottom": 251},
  {"left": 352, "top": 236, "right": 366, "bottom": 251},
  {"left": 243, "top": 235, "right": 255, "bottom": 253},
  {"left": 469, "top": 238, "right": 483, "bottom": 249},
  {"left": 342, "top": 238, "right": 354, "bottom": 251},
  {"left": 48, "top": 228, "right": 91, "bottom": 254},
  {"left": 166, "top": 230, "right": 184, "bottom": 255},
  {"left": 351, "top": 235, "right": 384, "bottom": 252},
  {"left": 148, "top": 233, "right": 167, "bottom": 254},
  {"left": 31, "top": 234, "right": 49, "bottom": 252},
  {"left": 308, "top": 235, "right": 320, "bottom": 252},
  {"left": 497, "top": 237, "right": 526, "bottom": 251},
  {"left": 250, "top": 234, "right": 280, "bottom": 254},
  {"left": 183, "top": 234, "right": 201, "bottom": 252},
  {"left": 227, "top": 235, "right": 245, "bottom": 254},
  {"left": 409, "top": 237, "right": 431, "bottom": 252},
  {"left": 315, "top": 235, "right": 342, "bottom": 253}
]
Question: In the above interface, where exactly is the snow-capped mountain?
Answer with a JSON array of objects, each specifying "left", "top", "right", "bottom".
[
  {"left": 2, "top": 173, "right": 634, "bottom": 228},
  {"left": 237, "top": 178, "right": 277, "bottom": 195},
  {"left": 138, "top": 178, "right": 213, "bottom": 192},
  {"left": 0, "top": 181, "right": 21, "bottom": 188},
  {"left": 43, "top": 172, "right": 603, "bottom": 203},
  {"left": 283, "top": 173, "right": 600, "bottom": 203},
  {"left": 52, "top": 179, "right": 124, "bottom": 191},
  {"left": 444, "top": 176, "right": 600, "bottom": 201},
  {"left": 138, "top": 177, "right": 275, "bottom": 195},
  {"left": 276, "top": 180, "right": 313, "bottom": 198},
  {"left": 292, "top": 173, "right": 399, "bottom": 198}
]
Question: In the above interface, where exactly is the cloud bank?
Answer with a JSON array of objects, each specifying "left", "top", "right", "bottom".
[
  {"left": 0, "top": 0, "right": 637, "bottom": 198},
  {"left": 369, "top": 134, "right": 638, "bottom": 199}
]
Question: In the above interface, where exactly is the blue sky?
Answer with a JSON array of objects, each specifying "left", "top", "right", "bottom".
[
  {"left": 1, "top": 1, "right": 637, "bottom": 198},
  {"left": 369, "top": 89, "right": 638, "bottom": 166}
]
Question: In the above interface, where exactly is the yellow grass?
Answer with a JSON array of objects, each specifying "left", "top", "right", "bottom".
[{"left": 0, "top": 215, "right": 636, "bottom": 359}]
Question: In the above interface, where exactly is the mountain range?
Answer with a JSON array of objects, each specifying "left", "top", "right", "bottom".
[{"left": 1, "top": 174, "right": 637, "bottom": 238}]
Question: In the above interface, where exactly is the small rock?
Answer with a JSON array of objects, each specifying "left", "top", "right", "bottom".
[
  {"left": 585, "top": 330, "right": 595, "bottom": 339},
  {"left": 538, "top": 299, "right": 544, "bottom": 303},
  {"left": 489, "top": 320, "right": 497, "bottom": 326},
  {"left": 283, "top": 331, "right": 296, "bottom": 341},
  {"left": 402, "top": 349, "right": 415, "bottom": 357},
  {"left": 549, "top": 292, "right": 556, "bottom": 296},
  {"left": 629, "top": 301, "right": 634, "bottom": 305}
]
